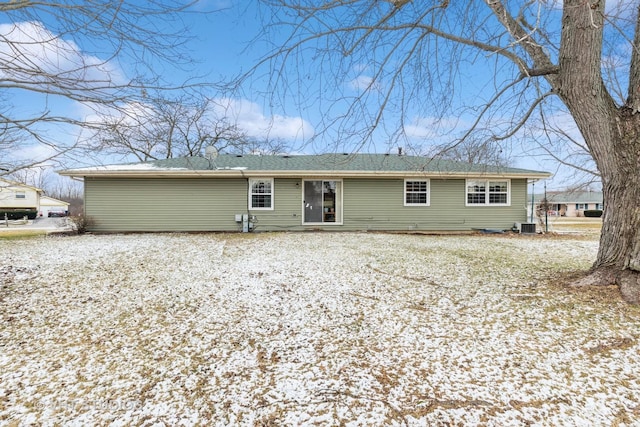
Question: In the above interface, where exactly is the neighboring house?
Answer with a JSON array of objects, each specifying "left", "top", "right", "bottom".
[
  {"left": 58, "top": 153, "right": 551, "bottom": 233},
  {"left": 0, "top": 178, "right": 43, "bottom": 218},
  {"left": 534, "top": 190, "right": 604, "bottom": 217},
  {"left": 39, "top": 196, "right": 70, "bottom": 217}
]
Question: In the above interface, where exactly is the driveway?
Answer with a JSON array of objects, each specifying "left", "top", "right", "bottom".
[{"left": 0, "top": 216, "right": 71, "bottom": 232}]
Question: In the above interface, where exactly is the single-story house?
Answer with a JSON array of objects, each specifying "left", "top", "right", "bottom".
[
  {"left": 39, "top": 195, "right": 70, "bottom": 217},
  {"left": 0, "top": 178, "right": 43, "bottom": 218},
  {"left": 58, "top": 153, "right": 551, "bottom": 233},
  {"left": 533, "top": 190, "right": 603, "bottom": 217}
]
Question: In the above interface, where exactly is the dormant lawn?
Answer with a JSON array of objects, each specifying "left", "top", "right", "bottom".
[{"left": 1, "top": 230, "right": 638, "bottom": 426}]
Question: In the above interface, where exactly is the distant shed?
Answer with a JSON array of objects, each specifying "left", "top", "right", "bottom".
[{"left": 39, "top": 196, "right": 70, "bottom": 217}]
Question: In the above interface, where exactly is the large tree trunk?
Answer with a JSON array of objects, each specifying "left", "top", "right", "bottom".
[
  {"left": 555, "top": 0, "right": 640, "bottom": 303},
  {"left": 596, "top": 110, "right": 640, "bottom": 303}
]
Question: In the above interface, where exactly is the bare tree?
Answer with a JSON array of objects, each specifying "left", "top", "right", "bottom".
[
  {"left": 523, "top": 107, "right": 600, "bottom": 188},
  {"left": 0, "top": 1, "right": 203, "bottom": 175},
  {"left": 230, "top": 136, "right": 292, "bottom": 155},
  {"left": 425, "top": 137, "right": 513, "bottom": 168},
  {"left": 94, "top": 93, "right": 290, "bottom": 161},
  {"left": 8, "top": 168, "right": 48, "bottom": 191},
  {"left": 9, "top": 167, "right": 81, "bottom": 199},
  {"left": 248, "top": 0, "right": 640, "bottom": 302}
]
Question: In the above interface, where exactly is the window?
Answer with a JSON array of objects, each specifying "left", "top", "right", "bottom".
[
  {"left": 249, "top": 178, "right": 273, "bottom": 210},
  {"left": 467, "top": 181, "right": 486, "bottom": 204},
  {"left": 595, "top": 203, "right": 603, "bottom": 210},
  {"left": 404, "top": 180, "right": 430, "bottom": 206},
  {"left": 489, "top": 181, "right": 508, "bottom": 204},
  {"left": 466, "top": 180, "right": 510, "bottom": 206},
  {"left": 576, "top": 203, "right": 586, "bottom": 210},
  {"left": 15, "top": 191, "right": 26, "bottom": 199}
]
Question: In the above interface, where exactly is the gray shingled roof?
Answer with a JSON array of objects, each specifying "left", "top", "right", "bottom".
[
  {"left": 534, "top": 191, "right": 603, "bottom": 204},
  {"left": 150, "top": 153, "right": 547, "bottom": 174},
  {"left": 59, "top": 153, "right": 551, "bottom": 178}
]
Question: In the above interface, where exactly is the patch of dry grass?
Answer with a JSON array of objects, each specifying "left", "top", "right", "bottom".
[
  {"left": 0, "top": 229, "right": 47, "bottom": 240},
  {"left": 545, "top": 217, "right": 603, "bottom": 234}
]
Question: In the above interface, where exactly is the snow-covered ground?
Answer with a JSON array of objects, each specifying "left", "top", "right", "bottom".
[{"left": 1, "top": 232, "right": 639, "bottom": 426}]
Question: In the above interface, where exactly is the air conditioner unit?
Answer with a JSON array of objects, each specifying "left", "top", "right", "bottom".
[{"left": 515, "top": 222, "right": 536, "bottom": 234}]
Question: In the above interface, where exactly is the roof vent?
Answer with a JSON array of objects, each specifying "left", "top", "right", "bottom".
[{"left": 236, "top": 154, "right": 243, "bottom": 158}]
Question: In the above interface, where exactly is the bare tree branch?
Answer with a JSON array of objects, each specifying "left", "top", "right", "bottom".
[
  {"left": 93, "top": 92, "right": 289, "bottom": 161},
  {"left": 245, "top": 0, "right": 640, "bottom": 283},
  {"left": 0, "top": 1, "right": 210, "bottom": 175}
]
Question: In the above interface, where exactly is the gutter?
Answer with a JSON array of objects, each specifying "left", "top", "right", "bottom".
[{"left": 58, "top": 169, "right": 552, "bottom": 180}]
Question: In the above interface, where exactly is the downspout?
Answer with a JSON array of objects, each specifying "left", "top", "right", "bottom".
[{"left": 530, "top": 180, "right": 536, "bottom": 223}]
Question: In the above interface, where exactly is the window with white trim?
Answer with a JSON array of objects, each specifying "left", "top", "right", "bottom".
[
  {"left": 466, "top": 180, "right": 510, "bottom": 206},
  {"left": 15, "top": 191, "right": 26, "bottom": 199},
  {"left": 488, "top": 181, "right": 508, "bottom": 204},
  {"left": 249, "top": 178, "right": 273, "bottom": 210},
  {"left": 576, "top": 203, "right": 586, "bottom": 210},
  {"left": 404, "top": 179, "right": 430, "bottom": 206}
]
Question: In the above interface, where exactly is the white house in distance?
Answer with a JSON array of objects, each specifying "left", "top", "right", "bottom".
[
  {"left": 0, "top": 178, "right": 42, "bottom": 218},
  {"left": 533, "top": 190, "right": 604, "bottom": 217},
  {"left": 0, "top": 178, "right": 69, "bottom": 218}
]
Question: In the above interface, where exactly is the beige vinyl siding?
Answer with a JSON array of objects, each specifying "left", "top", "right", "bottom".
[
  {"left": 84, "top": 177, "right": 529, "bottom": 232},
  {"left": 248, "top": 178, "right": 304, "bottom": 231},
  {"left": 0, "top": 185, "right": 39, "bottom": 209},
  {"left": 249, "top": 178, "right": 528, "bottom": 232},
  {"left": 250, "top": 178, "right": 346, "bottom": 231},
  {"left": 85, "top": 177, "right": 247, "bottom": 232},
  {"left": 339, "top": 178, "right": 528, "bottom": 231}
]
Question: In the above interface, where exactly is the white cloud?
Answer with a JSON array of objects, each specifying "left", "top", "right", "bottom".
[
  {"left": 0, "top": 21, "right": 124, "bottom": 86},
  {"left": 348, "top": 75, "right": 380, "bottom": 92},
  {"left": 13, "top": 143, "right": 58, "bottom": 162},
  {"left": 403, "top": 116, "right": 462, "bottom": 140},
  {"left": 80, "top": 97, "right": 314, "bottom": 144},
  {"left": 211, "top": 98, "right": 314, "bottom": 141}
]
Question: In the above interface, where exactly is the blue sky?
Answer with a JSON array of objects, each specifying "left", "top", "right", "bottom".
[{"left": 1, "top": 1, "right": 600, "bottom": 189}]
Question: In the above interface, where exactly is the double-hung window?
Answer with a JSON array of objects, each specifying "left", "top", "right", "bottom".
[
  {"left": 466, "top": 180, "right": 510, "bottom": 206},
  {"left": 249, "top": 178, "right": 273, "bottom": 210},
  {"left": 404, "top": 179, "right": 430, "bottom": 206}
]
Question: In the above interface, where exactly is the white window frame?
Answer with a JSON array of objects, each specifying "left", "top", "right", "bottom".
[
  {"left": 15, "top": 191, "right": 26, "bottom": 199},
  {"left": 249, "top": 178, "right": 274, "bottom": 211},
  {"left": 465, "top": 179, "right": 510, "bottom": 206},
  {"left": 404, "top": 179, "right": 430, "bottom": 206}
]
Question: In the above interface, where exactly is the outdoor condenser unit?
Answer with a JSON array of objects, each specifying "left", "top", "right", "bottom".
[{"left": 515, "top": 222, "right": 536, "bottom": 234}]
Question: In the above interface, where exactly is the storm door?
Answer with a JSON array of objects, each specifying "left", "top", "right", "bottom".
[{"left": 303, "top": 180, "right": 342, "bottom": 224}]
